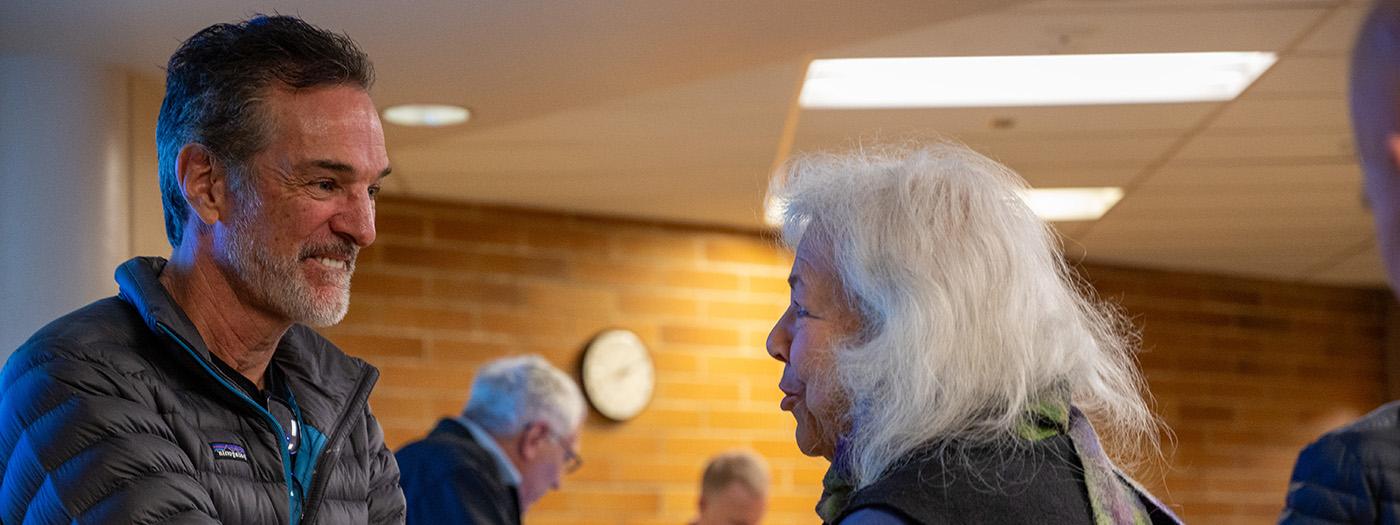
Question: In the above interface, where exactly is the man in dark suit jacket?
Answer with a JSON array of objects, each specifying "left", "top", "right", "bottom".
[{"left": 397, "top": 355, "right": 585, "bottom": 525}]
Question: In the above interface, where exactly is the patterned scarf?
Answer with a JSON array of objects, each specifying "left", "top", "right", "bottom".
[{"left": 815, "top": 402, "right": 1180, "bottom": 524}]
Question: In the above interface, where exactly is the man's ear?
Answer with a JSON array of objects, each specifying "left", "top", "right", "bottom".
[
  {"left": 175, "top": 143, "right": 228, "bottom": 227},
  {"left": 517, "top": 421, "right": 549, "bottom": 461}
]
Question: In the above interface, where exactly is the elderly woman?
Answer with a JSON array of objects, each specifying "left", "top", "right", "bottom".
[{"left": 765, "top": 144, "right": 1179, "bottom": 524}]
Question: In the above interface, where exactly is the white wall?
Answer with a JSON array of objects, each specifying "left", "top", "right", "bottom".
[{"left": 0, "top": 56, "right": 165, "bottom": 363}]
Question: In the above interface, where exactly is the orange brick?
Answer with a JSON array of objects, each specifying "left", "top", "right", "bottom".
[
  {"left": 428, "top": 338, "right": 515, "bottom": 363},
  {"left": 660, "top": 325, "right": 742, "bottom": 347},
  {"left": 747, "top": 274, "right": 790, "bottom": 294},
  {"left": 374, "top": 362, "right": 477, "bottom": 392},
  {"left": 704, "top": 299, "right": 785, "bottom": 321},
  {"left": 378, "top": 304, "right": 474, "bottom": 332},
  {"left": 522, "top": 284, "right": 616, "bottom": 315},
  {"left": 619, "top": 292, "right": 701, "bottom": 317},
  {"left": 708, "top": 408, "right": 787, "bottom": 431},
  {"left": 374, "top": 212, "right": 426, "bottom": 238},
  {"left": 478, "top": 310, "right": 605, "bottom": 342},
  {"left": 702, "top": 235, "right": 789, "bottom": 266},
  {"left": 431, "top": 216, "right": 525, "bottom": 246},
  {"left": 332, "top": 334, "right": 424, "bottom": 359},
  {"left": 572, "top": 260, "right": 663, "bottom": 287},
  {"left": 661, "top": 269, "right": 742, "bottom": 291},
  {"left": 428, "top": 277, "right": 522, "bottom": 305},
  {"left": 382, "top": 245, "right": 568, "bottom": 278},
  {"left": 350, "top": 271, "right": 424, "bottom": 298},
  {"left": 467, "top": 252, "right": 570, "bottom": 278},
  {"left": 610, "top": 462, "right": 700, "bottom": 484},
  {"left": 654, "top": 379, "right": 743, "bottom": 402},
  {"left": 706, "top": 355, "right": 781, "bottom": 377},
  {"left": 632, "top": 407, "right": 705, "bottom": 428},
  {"left": 525, "top": 226, "right": 609, "bottom": 257},
  {"left": 615, "top": 232, "right": 701, "bottom": 260},
  {"left": 650, "top": 350, "right": 702, "bottom": 373}
]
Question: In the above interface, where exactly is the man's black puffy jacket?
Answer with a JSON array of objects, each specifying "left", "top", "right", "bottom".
[
  {"left": 0, "top": 257, "right": 405, "bottom": 524},
  {"left": 1282, "top": 400, "right": 1400, "bottom": 524}
]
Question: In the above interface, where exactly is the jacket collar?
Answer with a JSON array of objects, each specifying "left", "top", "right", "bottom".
[
  {"left": 453, "top": 417, "right": 523, "bottom": 487},
  {"left": 116, "top": 256, "right": 214, "bottom": 359},
  {"left": 114, "top": 256, "right": 374, "bottom": 426}
]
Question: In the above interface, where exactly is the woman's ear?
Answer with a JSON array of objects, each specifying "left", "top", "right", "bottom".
[{"left": 176, "top": 143, "right": 229, "bottom": 226}]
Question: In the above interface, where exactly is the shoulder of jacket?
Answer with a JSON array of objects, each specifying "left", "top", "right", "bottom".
[{"left": 9, "top": 297, "right": 157, "bottom": 374}]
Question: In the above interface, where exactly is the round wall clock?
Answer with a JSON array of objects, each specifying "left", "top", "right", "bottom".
[{"left": 580, "top": 329, "right": 655, "bottom": 422}]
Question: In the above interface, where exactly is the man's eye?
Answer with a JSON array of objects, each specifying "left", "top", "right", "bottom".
[
  {"left": 316, "top": 180, "right": 337, "bottom": 192},
  {"left": 368, "top": 185, "right": 381, "bottom": 198}
]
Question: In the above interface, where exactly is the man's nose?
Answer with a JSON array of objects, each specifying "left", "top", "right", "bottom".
[{"left": 333, "top": 190, "right": 376, "bottom": 248}]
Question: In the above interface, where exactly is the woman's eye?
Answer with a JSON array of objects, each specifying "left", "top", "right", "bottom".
[{"left": 793, "top": 303, "right": 812, "bottom": 318}]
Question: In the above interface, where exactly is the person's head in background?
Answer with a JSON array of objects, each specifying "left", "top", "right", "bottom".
[
  {"left": 693, "top": 450, "right": 770, "bottom": 525},
  {"left": 464, "top": 354, "right": 587, "bottom": 510},
  {"left": 1353, "top": 0, "right": 1400, "bottom": 294}
]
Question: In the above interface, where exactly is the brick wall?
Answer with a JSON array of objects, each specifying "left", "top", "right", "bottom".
[
  {"left": 1084, "top": 266, "right": 1389, "bottom": 524},
  {"left": 329, "top": 196, "right": 1390, "bottom": 524}
]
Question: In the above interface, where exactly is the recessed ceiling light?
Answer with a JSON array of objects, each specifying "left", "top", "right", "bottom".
[
  {"left": 762, "top": 187, "right": 1123, "bottom": 227},
  {"left": 382, "top": 104, "right": 471, "bottom": 127},
  {"left": 800, "top": 52, "right": 1277, "bottom": 108}
]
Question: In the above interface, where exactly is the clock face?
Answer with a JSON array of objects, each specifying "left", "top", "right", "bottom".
[{"left": 581, "top": 329, "right": 655, "bottom": 422}]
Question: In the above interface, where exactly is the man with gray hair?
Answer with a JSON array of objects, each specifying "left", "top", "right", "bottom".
[
  {"left": 0, "top": 15, "right": 400, "bottom": 524},
  {"left": 396, "top": 354, "right": 586, "bottom": 525},
  {"left": 691, "top": 450, "right": 770, "bottom": 525}
]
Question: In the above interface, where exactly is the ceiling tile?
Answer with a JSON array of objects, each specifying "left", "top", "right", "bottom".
[
  {"left": 1296, "top": 4, "right": 1368, "bottom": 53},
  {"left": 1207, "top": 97, "right": 1349, "bottom": 131},
  {"left": 1143, "top": 163, "right": 1360, "bottom": 189},
  {"left": 825, "top": 3, "right": 1327, "bottom": 58},
  {"left": 1172, "top": 130, "right": 1354, "bottom": 162},
  {"left": 1247, "top": 55, "right": 1347, "bottom": 97}
]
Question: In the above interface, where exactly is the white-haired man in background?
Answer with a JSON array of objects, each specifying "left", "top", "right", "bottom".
[{"left": 396, "top": 355, "right": 585, "bottom": 525}]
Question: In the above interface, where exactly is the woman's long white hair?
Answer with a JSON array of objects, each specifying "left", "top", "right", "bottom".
[{"left": 769, "top": 143, "right": 1157, "bottom": 488}]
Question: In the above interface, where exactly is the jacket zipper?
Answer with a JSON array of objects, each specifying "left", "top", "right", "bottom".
[
  {"left": 298, "top": 367, "right": 377, "bottom": 524},
  {"left": 157, "top": 323, "right": 300, "bottom": 525}
]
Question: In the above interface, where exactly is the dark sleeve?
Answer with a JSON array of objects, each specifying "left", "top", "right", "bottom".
[
  {"left": 0, "top": 338, "right": 219, "bottom": 524},
  {"left": 841, "top": 507, "right": 914, "bottom": 525},
  {"left": 399, "top": 446, "right": 514, "bottom": 525},
  {"left": 1280, "top": 433, "right": 1373, "bottom": 524},
  {"left": 365, "top": 408, "right": 407, "bottom": 524}
]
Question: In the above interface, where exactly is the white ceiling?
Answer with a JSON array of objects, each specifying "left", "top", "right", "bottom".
[{"left": 1, "top": 0, "right": 1382, "bottom": 285}]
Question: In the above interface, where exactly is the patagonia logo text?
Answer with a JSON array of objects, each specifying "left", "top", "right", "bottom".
[{"left": 210, "top": 442, "right": 249, "bottom": 462}]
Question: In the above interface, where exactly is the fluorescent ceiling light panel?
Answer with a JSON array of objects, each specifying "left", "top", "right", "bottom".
[
  {"left": 383, "top": 104, "right": 471, "bottom": 127},
  {"left": 1018, "top": 187, "right": 1123, "bottom": 222},
  {"left": 763, "top": 187, "right": 1123, "bottom": 227},
  {"left": 800, "top": 52, "right": 1277, "bottom": 108}
]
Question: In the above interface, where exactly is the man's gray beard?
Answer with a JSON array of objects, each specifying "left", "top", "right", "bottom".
[{"left": 223, "top": 206, "right": 354, "bottom": 328}]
